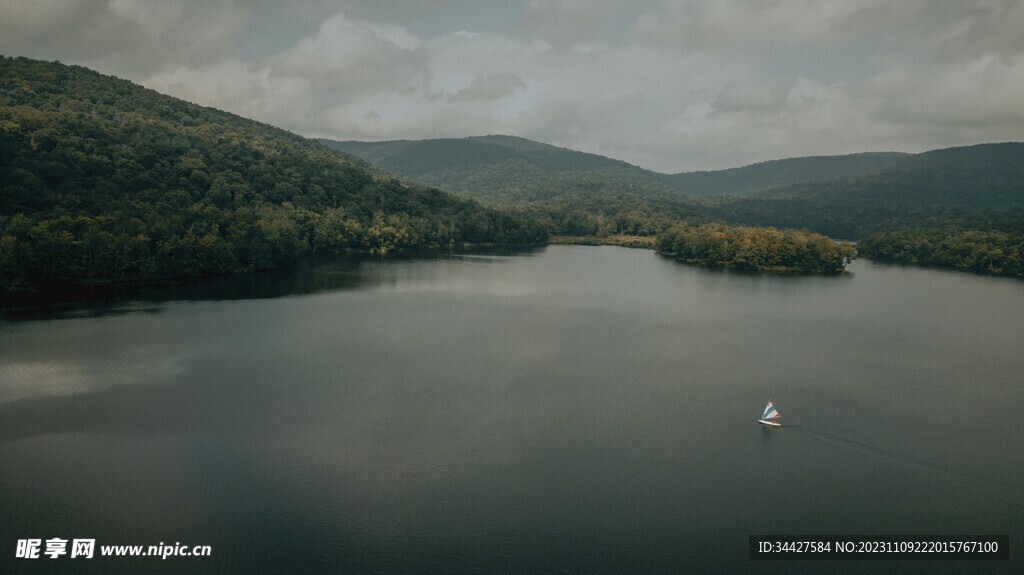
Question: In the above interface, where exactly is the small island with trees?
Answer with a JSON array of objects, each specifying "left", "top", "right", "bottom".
[{"left": 656, "top": 223, "right": 857, "bottom": 274}]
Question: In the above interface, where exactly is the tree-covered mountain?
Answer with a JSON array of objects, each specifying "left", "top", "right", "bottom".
[
  {"left": 321, "top": 136, "right": 920, "bottom": 240},
  {"left": 657, "top": 152, "right": 908, "bottom": 196},
  {"left": 0, "top": 56, "right": 547, "bottom": 294},
  {"left": 322, "top": 135, "right": 679, "bottom": 204},
  {"left": 329, "top": 135, "right": 1024, "bottom": 278},
  {"left": 5, "top": 53, "right": 1018, "bottom": 289},
  {"left": 324, "top": 136, "right": 909, "bottom": 200},
  {"left": 702, "top": 142, "right": 1024, "bottom": 239},
  {"left": 323, "top": 135, "right": 707, "bottom": 238}
]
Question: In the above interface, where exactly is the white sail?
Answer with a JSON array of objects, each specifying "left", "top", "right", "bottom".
[{"left": 762, "top": 401, "right": 780, "bottom": 420}]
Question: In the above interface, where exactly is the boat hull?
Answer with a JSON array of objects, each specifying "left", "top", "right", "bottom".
[{"left": 757, "top": 419, "right": 782, "bottom": 427}]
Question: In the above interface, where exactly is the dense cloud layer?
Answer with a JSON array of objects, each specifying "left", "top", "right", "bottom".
[{"left": 2, "top": 0, "right": 1022, "bottom": 171}]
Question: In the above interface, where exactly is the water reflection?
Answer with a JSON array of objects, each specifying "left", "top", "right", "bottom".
[{"left": 1, "top": 246, "right": 545, "bottom": 320}]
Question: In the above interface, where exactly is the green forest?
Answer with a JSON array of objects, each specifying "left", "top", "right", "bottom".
[
  {"left": 699, "top": 144, "right": 1024, "bottom": 230},
  {"left": 331, "top": 135, "right": 1024, "bottom": 279},
  {"left": 0, "top": 57, "right": 547, "bottom": 293},
  {"left": 655, "top": 152, "right": 907, "bottom": 196},
  {"left": 697, "top": 145, "right": 1024, "bottom": 277},
  {"left": 859, "top": 228, "right": 1024, "bottom": 277},
  {"left": 324, "top": 136, "right": 708, "bottom": 239},
  {"left": 656, "top": 223, "right": 857, "bottom": 274},
  {"left": 4, "top": 55, "right": 1022, "bottom": 293}
]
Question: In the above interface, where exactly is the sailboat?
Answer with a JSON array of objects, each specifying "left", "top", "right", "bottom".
[{"left": 758, "top": 400, "right": 782, "bottom": 427}]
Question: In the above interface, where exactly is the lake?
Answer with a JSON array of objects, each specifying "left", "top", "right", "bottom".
[{"left": 1, "top": 245, "right": 1022, "bottom": 573}]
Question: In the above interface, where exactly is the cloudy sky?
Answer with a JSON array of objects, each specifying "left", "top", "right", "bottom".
[{"left": 2, "top": 0, "right": 1023, "bottom": 172}]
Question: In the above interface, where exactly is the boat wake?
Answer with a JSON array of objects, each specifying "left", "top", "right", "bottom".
[
  {"left": 782, "top": 423, "right": 1024, "bottom": 510},
  {"left": 784, "top": 424, "right": 936, "bottom": 469}
]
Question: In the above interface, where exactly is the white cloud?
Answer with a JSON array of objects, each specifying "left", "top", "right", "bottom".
[
  {"left": 524, "top": 0, "right": 616, "bottom": 43},
  {"left": 2, "top": 0, "right": 1023, "bottom": 171},
  {"left": 870, "top": 53, "right": 1024, "bottom": 127},
  {"left": 632, "top": 0, "right": 926, "bottom": 50},
  {"left": 273, "top": 12, "right": 424, "bottom": 92},
  {"left": 146, "top": 60, "right": 314, "bottom": 130},
  {"left": 712, "top": 79, "right": 789, "bottom": 113},
  {"left": 145, "top": 11, "right": 429, "bottom": 134},
  {"left": 0, "top": 0, "right": 246, "bottom": 77}
]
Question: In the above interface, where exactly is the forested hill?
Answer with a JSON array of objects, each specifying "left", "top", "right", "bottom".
[
  {"left": 328, "top": 135, "right": 640, "bottom": 175},
  {"left": 329, "top": 134, "right": 1024, "bottom": 278},
  {"left": 322, "top": 136, "right": 707, "bottom": 238},
  {"left": 657, "top": 152, "right": 908, "bottom": 196},
  {"left": 0, "top": 57, "right": 549, "bottom": 294},
  {"left": 321, "top": 135, "right": 677, "bottom": 204},
  {"left": 703, "top": 142, "right": 1024, "bottom": 239},
  {"left": 323, "top": 136, "right": 910, "bottom": 200}
]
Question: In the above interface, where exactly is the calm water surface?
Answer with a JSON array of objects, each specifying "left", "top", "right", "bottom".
[{"left": 1, "top": 246, "right": 1022, "bottom": 573}]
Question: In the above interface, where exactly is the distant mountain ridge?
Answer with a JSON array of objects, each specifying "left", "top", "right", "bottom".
[
  {"left": 657, "top": 152, "right": 909, "bottom": 196},
  {"left": 321, "top": 135, "right": 910, "bottom": 200},
  {"left": 322, "top": 135, "right": 676, "bottom": 204},
  {"left": 327, "top": 135, "right": 639, "bottom": 177},
  {"left": 702, "top": 142, "right": 1024, "bottom": 238},
  {"left": 323, "top": 135, "right": 709, "bottom": 238},
  {"left": 326, "top": 135, "right": 1024, "bottom": 241}
]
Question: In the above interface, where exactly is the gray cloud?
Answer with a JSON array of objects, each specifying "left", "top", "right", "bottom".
[
  {"left": 448, "top": 73, "right": 527, "bottom": 101},
  {"left": 271, "top": 12, "right": 425, "bottom": 92},
  {"left": 711, "top": 80, "right": 789, "bottom": 114},
  {"left": 0, "top": 0, "right": 246, "bottom": 77},
  {"left": 1, "top": 0, "right": 1022, "bottom": 171},
  {"left": 631, "top": 1, "right": 927, "bottom": 50},
  {"left": 523, "top": 0, "right": 616, "bottom": 43}
]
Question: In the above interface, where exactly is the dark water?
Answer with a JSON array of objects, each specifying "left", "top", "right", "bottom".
[{"left": 1, "top": 246, "right": 1022, "bottom": 574}]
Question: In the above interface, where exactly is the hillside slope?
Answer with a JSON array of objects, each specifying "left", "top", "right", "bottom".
[
  {"left": 322, "top": 135, "right": 677, "bottom": 204},
  {"left": 704, "top": 142, "right": 1024, "bottom": 238},
  {"left": 325, "top": 136, "right": 910, "bottom": 200},
  {"left": 658, "top": 152, "right": 908, "bottom": 196},
  {"left": 328, "top": 135, "right": 1024, "bottom": 277},
  {"left": 323, "top": 136, "right": 706, "bottom": 237},
  {"left": 0, "top": 57, "right": 547, "bottom": 293}
]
